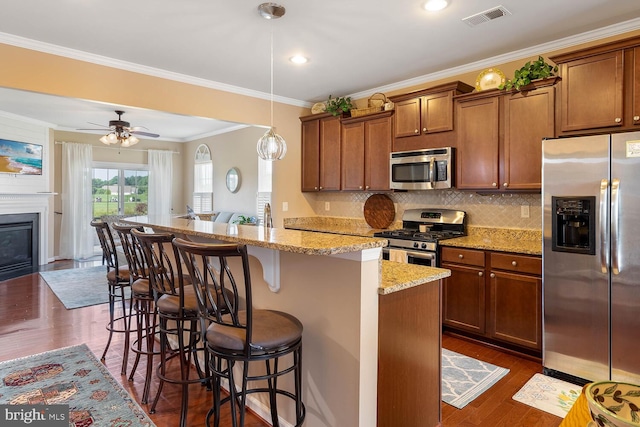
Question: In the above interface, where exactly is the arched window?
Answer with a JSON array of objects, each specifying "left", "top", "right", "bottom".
[{"left": 193, "top": 144, "right": 213, "bottom": 213}]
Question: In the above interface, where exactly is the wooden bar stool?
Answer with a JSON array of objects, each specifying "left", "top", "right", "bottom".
[
  {"left": 90, "top": 219, "right": 132, "bottom": 376},
  {"left": 173, "top": 238, "right": 306, "bottom": 427},
  {"left": 111, "top": 223, "right": 158, "bottom": 404},
  {"left": 132, "top": 229, "right": 209, "bottom": 427}
]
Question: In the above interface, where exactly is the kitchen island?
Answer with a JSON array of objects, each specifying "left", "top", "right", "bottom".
[{"left": 125, "top": 215, "right": 449, "bottom": 427}]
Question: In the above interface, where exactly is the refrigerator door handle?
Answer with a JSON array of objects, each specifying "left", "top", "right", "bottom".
[
  {"left": 611, "top": 178, "right": 620, "bottom": 274},
  {"left": 600, "top": 179, "right": 609, "bottom": 274}
]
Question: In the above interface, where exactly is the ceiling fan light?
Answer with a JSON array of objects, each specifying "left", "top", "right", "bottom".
[
  {"left": 99, "top": 135, "right": 110, "bottom": 145},
  {"left": 127, "top": 135, "right": 139, "bottom": 145},
  {"left": 105, "top": 132, "right": 119, "bottom": 144},
  {"left": 257, "top": 127, "right": 287, "bottom": 161}
]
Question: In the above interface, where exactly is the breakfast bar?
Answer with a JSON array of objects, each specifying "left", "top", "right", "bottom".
[{"left": 125, "top": 215, "right": 450, "bottom": 427}]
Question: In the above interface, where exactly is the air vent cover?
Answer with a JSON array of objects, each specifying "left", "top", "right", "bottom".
[{"left": 462, "top": 5, "right": 511, "bottom": 27}]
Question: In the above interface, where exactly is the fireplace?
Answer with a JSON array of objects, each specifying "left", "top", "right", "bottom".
[{"left": 0, "top": 213, "right": 39, "bottom": 281}]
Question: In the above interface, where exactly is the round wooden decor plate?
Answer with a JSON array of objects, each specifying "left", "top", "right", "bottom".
[{"left": 363, "top": 194, "right": 395, "bottom": 229}]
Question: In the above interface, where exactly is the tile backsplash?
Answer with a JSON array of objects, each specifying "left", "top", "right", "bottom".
[{"left": 308, "top": 190, "right": 542, "bottom": 229}]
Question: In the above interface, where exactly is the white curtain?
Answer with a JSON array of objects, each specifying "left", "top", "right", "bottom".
[
  {"left": 147, "top": 149, "right": 173, "bottom": 217},
  {"left": 59, "top": 142, "right": 94, "bottom": 260}
]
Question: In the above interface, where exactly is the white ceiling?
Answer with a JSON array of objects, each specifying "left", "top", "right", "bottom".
[{"left": 1, "top": 0, "right": 640, "bottom": 141}]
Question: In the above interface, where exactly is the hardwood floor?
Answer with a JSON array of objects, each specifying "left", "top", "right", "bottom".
[{"left": 0, "top": 260, "right": 563, "bottom": 427}]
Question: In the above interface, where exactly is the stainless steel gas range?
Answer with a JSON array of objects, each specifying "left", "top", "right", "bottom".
[{"left": 374, "top": 208, "right": 467, "bottom": 267}]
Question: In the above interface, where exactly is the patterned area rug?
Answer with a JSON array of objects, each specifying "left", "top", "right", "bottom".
[
  {"left": 513, "top": 373, "right": 581, "bottom": 418},
  {"left": 0, "top": 344, "right": 155, "bottom": 426},
  {"left": 442, "top": 349, "right": 510, "bottom": 409},
  {"left": 39, "top": 266, "right": 111, "bottom": 309}
]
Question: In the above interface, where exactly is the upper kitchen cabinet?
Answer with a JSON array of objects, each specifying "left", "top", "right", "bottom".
[
  {"left": 455, "top": 79, "right": 556, "bottom": 191},
  {"left": 389, "top": 81, "right": 474, "bottom": 152},
  {"left": 550, "top": 35, "right": 640, "bottom": 135},
  {"left": 340, "top": 111, "right": 393, "bottom": 191},
  {"left": 300, "top": 113, "right": 341, "bottom": 192}
]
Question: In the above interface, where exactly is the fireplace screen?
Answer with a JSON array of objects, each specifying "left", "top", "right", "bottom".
[{"left": 0, "top": 213, "right": 39, "bottom": 281}]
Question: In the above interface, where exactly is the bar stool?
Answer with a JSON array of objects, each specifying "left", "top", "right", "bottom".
[
  {"left": 90, "top": 219, "right": 132, "bottom": 375},
  {"left": 131, "top": 229, "right": 209, "bottom": 427},
  {"left": 173, "top": 238, "right": 306, "bottom": 427},
  {"left": 111, "top": 223, "right": 158, "bottom": 404}
]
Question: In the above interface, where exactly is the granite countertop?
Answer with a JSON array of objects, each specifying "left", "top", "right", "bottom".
[
  {"left": 283, "top": 217, "right": 401, "bottom": 238},
  {"left": 440, "top": 226, "right": 542, "bottom": 256},
  {"left": 380, "top": 261, "right": 450, "bottom": 295},
  {"left": 125, "top": 215, "right": 387, "bottom": 256}
]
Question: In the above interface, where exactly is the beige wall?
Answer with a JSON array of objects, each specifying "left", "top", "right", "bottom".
[{"left": 183, "top": 126, "right": 267, "bottom": 216}]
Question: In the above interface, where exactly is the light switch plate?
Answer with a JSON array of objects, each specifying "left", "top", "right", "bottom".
[
  {"left": 325, "top": 202, "right": 330, "bottom": 211},
  {"left": 521, "top": 205, "right": 530, "bottom": 218},
  {"left": 282, "top": 201, "right": 288, "bottom": 212}
]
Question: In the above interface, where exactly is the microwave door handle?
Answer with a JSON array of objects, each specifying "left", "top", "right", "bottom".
[
  {"left": 429, "top": 158, "right": 435, "bottom": 188},
  {"left": 611, "top": 178, "right": 620, "bottom": 275},
  {"left": 600, "top": 179, "right": 609, "bottom": 274}
]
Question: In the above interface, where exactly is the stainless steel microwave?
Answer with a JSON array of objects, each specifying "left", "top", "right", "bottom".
[{"left": 390, "top": 147, "right": 454, "bottom": 190}]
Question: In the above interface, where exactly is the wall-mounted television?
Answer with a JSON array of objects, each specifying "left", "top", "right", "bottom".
[{"left": 0, "top": 139, "right": 43, "bottom": 175}]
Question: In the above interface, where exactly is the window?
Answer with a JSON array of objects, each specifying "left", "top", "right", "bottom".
[
  {"left": 92, "top": 164, "right": 148, "bottom": 219},
  {"left": 193, "top": 144, "right": 213, "bottom": 213}
]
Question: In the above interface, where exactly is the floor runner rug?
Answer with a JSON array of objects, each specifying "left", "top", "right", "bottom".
[
  {"left": 442, "top": 348, "right": 510, "bottom": 409},
  {"left": 40, "top": 266, "right": 112, "bottom": 309},
  {"left": 512, "top": 373, "right": 582, "bottom": 418},
  {"left": 0, "top": 344, "right": 155, "bottom": 426}
]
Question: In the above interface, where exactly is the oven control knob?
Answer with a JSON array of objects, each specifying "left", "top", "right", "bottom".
[
  {"left": 421, "top": 243, "right": 427, "bottom": 249},
  {"left": 413, "top": 242, "right": 419, "bottom": 248}
]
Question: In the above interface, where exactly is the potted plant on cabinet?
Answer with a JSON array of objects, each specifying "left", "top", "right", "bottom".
[
  {"left": 499, "top": 56, "right": 558, "bottom": 91},
  {"left": 325, "top": 95, "right": 353, "bottom": 117}
]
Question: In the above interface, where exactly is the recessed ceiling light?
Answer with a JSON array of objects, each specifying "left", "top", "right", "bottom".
[
  {"left": 423, "top": 0, "right": 449, "bottom": 11},
  {"left": 290, "top": 55, "right": 308, "bottom": 64}
]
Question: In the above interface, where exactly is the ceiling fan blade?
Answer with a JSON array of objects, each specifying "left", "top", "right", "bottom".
[
  {"left": 130, "top": 130, "right": 160, "bottom": 138},
  {"left": 88, "top": 122, "right": 112, "bottom": 128},
  {"left": 77, "top": 127, "right": 111, "bottom": 131}
]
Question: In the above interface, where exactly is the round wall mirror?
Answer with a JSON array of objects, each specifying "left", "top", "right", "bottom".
[{"left": 226, "top": 167, "right": 241, "bottom": 193}]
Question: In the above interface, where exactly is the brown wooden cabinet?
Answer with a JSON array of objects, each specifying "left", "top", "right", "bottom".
[
  {"left": 550, "top": 35, "right": 640, "bottom": 135},
  {"left": 441, "top": 247, "right": 486, "bottom": 335},
  {"left": 300, "top": 113, "right": 341, "bottom": 192},
  {"left": 340, "top": 111, "right": 393, "bottom": 191},
  {"left": 441, "top": 246, "right": 542, "bottom": 355},
  {"left": 455, "top": 80, "right": 556, "bottom": 191},
  {"left": 389, "top": 81, "right": 473, "bottom": 152},
  {"left": 488, "top": 252, "right": 542, "bottom": 352}
]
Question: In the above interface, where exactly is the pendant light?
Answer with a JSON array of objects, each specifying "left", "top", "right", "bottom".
[{"left": 256, "top": 3, "right": 287, "bottom": 161}]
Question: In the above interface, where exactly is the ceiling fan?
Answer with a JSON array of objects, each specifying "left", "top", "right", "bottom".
[{"left": 78, "top": 110, "right": 160, "bottom": 147}]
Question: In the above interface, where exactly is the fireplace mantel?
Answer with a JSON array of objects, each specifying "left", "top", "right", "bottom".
[{"left": 0, "top": 192, "right": 56, "bottom": 265}]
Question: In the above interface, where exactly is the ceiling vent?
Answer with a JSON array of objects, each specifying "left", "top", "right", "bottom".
[{"left": 462, "top": 5, "right": 511, "bottom": 27}]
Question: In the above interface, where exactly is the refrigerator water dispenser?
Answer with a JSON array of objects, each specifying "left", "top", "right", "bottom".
[{"left": 551, "top": 196, "right": 596, "bottom": 255}]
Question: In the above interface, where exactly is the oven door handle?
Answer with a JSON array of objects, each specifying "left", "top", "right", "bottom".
[{"left": 383, "top": 247, "right": 436, "bottom": 261}]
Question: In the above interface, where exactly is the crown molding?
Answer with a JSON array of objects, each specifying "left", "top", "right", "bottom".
[
  {"left": 348, "top": 17, "right": 640, "bottom": 100},
  {"left": 0, "top": 32, "right": 310, "bottom": 109}
]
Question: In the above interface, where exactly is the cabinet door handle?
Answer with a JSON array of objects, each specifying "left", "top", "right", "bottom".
[
  {"left": 414, "top": 129, "right": 419, "bottom": 134},
  {"left": 358, "top": 186, "right": 363, "bottom": 189},
  {"left": 422, "top": 127, "right": 427, "bottom": 132},
  {"left": 490, "top": 273, "right": 496, "bottom": 278},
  {"left": 478, "top": 272, "right": 483, "bottom": 277},
  {"left": 319, "top": 186, "right": 323, "bottom": 190},
  {"left": 634, "top": 115, "right": 640, "bottom": 121},
  {"left": 458, "top": 254, "right": 464, "bottom": 259},
  {"left": 511, "top": 261, "right": 517, "bottom": 266},
  {"left": 314, "top": 186, "right": 318, "bottom": 190},
  {"left": 365, "top": 185, "right": 369, "bottom": 190},
  {"left": 615, "top": 117, "right": 622, "bottom": 123},
  {"left": 492, "top": 182, "right": 497, "bottom": 187},
  {"left": 503, "top": 183, "right": 508, "bottom": 188}
]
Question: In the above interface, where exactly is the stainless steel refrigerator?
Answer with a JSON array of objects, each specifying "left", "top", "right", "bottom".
[{"left": 542, "top": 132, "right": 640, "bottom": 384}]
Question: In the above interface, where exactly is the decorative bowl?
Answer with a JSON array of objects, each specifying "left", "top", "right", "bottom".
[{"left": 586, "top": 381, "right": 640, "bottom": 427}]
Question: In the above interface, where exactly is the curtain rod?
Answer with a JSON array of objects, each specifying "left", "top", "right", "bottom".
[{"left": 54, "top": 141, "right": 180, "bottom": 154}]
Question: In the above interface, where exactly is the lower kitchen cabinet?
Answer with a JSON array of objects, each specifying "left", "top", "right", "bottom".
[
  {"left": 441, "top": 247, "right": 486, "bottom": 334},
  {"left": 441, "top": 246, "right": 542, "bottom": 355}
]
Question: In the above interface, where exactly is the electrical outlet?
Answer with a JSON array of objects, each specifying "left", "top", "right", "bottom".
[
  {"left": 282, "top": 202, "right": 288, "bottom": 212},
  {"left": 521, "top": 205, "right": 530, "bottom": 218},
  {"left": 325, "top": 202, "right": 330, "bottom": 211}
]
